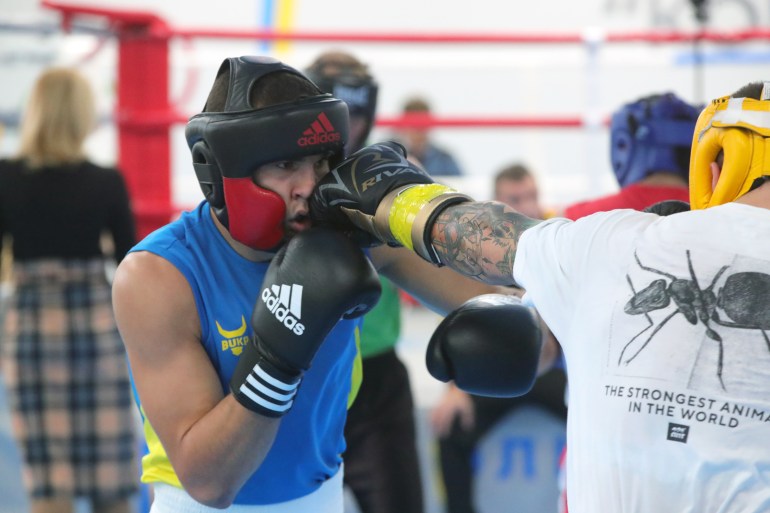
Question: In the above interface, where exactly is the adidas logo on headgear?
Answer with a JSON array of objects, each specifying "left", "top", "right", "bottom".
[
  {"left": 298, "top": 112, "right": 341, "bottom": 147},
  {"left": 261, "top": 284, "right": 306, "bottom": 335}
]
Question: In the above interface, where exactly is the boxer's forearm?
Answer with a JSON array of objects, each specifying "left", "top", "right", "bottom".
[{"left": 429, "top": 201, "right": 540, "bottom": 285}]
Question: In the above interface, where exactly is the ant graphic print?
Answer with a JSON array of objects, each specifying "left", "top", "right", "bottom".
[{"left": 618, "top": 249, "right": 770, "bottom": 392}]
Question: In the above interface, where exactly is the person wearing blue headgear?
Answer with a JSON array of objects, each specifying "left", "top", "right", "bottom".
[
  {"left": 564, "top": 92, "right": 698, "bottom": 219},
  {"left": 112, "top": 56, "right": 504, "bottom": 513}
]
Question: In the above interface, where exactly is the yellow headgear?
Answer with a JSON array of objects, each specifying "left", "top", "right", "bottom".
[{"left": 690, "top": 82, "right": 770, "bottom": 209}]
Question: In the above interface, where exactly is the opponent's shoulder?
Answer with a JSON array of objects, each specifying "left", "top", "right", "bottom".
[{"left": 519, "top": 209, "right": 651, "bottom": 266}]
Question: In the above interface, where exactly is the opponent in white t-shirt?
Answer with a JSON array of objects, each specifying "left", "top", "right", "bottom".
[
  {"left": 311, "top": 81, "right": 770, "bottom": 513},
  {"left": 515, "top": 204, "right": 770, "bottom": 512}
]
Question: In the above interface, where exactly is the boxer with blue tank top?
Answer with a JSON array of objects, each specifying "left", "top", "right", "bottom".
[{"left": 113, "top": 54, "right": 502, "bottom": 513}]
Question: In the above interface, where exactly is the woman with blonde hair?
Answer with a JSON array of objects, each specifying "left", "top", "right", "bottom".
[{"left": 0, "top": 67, "right": 137, "bottom": 513}]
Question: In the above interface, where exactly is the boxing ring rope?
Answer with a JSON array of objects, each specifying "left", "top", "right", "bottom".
[{"left": 33, "top": 0, "right": 770, "bottom": 237}]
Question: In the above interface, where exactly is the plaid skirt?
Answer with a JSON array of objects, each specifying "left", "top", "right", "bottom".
[{"left": 0, "top": 259, "right": 138, "bottom": 500}]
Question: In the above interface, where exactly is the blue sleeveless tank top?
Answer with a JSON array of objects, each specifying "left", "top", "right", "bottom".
[{"left": 130, "top": 202, "right": 361, "bottom": 504}]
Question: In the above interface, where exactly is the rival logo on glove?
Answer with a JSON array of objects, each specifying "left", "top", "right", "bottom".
[
  {"left": 261, "top": 284, "right": 306, "bottom": 335},
  {"left": 347, "top": 144, "right": 426, "bottom": 192}
]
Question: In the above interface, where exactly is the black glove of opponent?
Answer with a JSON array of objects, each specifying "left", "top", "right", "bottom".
[{"left": 426, "top": 294, "right": 542, "bottom": 398}]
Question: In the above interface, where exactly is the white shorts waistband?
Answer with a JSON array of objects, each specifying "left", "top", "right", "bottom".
[{"left": 149, "top": 467, "right": 343, "bottom": 513}]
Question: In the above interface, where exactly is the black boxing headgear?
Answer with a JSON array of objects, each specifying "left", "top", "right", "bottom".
[
  {"left": 185, "top": 56, "right": 349, "bottom": 250},
  {"left": 305, "top": 61, "right": 378, "bottom": 153}
]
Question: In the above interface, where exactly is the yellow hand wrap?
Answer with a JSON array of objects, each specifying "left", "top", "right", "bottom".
[
  {"left": 374, "top": 183, "right": 472, "bottom": 265},
  {"left": 690, "top": 84, "right": 770, "bottom": 209}
]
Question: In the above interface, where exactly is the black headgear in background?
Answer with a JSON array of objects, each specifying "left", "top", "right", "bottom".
[{"left": 306, "top": 60, "right": 378, "bottom": 153}]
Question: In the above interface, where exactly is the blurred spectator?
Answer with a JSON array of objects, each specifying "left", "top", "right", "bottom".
[
  {"left": 397, "top": 96, "right": 464, "bottom": 176},
  {"left": 0, "top": 67, "right": 137, "bottom": 513},
  {"left": 562, "top": 92, "right": 697, "bottom": 220},
  {"left": 306, "top": 51, "right": 424, "bottom": 513},
  {"left": 493, "top": 163, "right": 555, "bottom": 219}
]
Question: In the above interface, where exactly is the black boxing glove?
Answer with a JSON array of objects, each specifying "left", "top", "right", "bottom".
[
  {"left": 311, "top": 141, "right": 472, "bottom": 264},
  {"left": 230, "top": 227, "right": 382, "bottom": 417},
  {"left": 426, "top": 294, "right": 541, "bottom": 398},
  {"left": 643, "top": 199, "right": 690, "bottom": 216}
]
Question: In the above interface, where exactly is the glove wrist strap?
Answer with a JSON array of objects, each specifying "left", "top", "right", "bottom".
[
  {"left": 230, "top": 341, "right": 302, "bottom": 418},
  {"left": 377, "top": 184, "right": 472, "bottom": 265}
]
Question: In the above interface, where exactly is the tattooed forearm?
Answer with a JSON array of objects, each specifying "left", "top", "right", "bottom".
[{"left": 430, "top": 201, "right": 540, "bottom": 284}]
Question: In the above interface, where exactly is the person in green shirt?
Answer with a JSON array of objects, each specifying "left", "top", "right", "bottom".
[{"left": 306, "top": 51, "right": 423, "bottom": 513}]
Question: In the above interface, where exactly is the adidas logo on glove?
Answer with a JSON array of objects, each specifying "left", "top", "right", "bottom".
[{"left": 261, "top": 284, "right": 306, "bottom": 335}]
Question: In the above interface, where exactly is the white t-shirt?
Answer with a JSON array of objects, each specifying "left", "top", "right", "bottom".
[{"left": 513, "top": 203, "right": 770, "bottom": 513}]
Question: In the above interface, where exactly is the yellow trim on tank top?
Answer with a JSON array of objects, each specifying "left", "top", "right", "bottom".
[
  {"left": 348, "top": 325, "right": 363, "bottom": 408},
  {"left": 139, "top": 406, "right": 183, "bottom": 487}
]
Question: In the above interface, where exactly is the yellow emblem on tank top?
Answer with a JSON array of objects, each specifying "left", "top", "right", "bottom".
[{"left": 216, "top": 315, "right": 251, "bottom": 356}]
